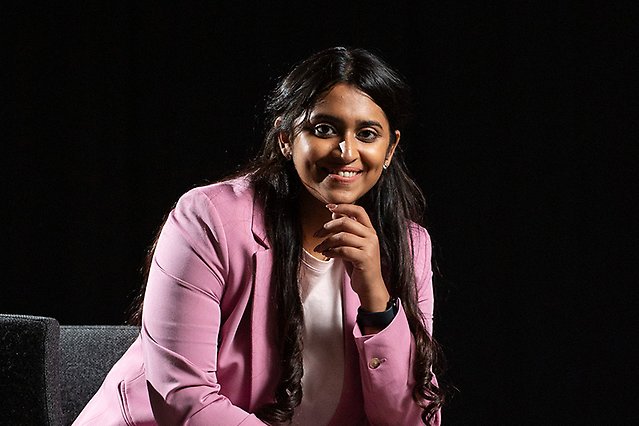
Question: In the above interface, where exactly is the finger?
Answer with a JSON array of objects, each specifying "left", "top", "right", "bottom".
[
  {"left": 320, "top": 246, "right": 365, "bottom": 265},
  {"left": 314, "top": 232, "right": 366, "bottom": 254},
  {"left": 321, "top": 247, "right": 379, "bottom": 274},
  {"left": 314, "top": 216, "right": 372, "bottom": 239},
  {"left": 326, "top": 203, "right": 374, "bottom": 228},
  {"left": 331, "top": 211, "right": 344, "bottom": 221}
]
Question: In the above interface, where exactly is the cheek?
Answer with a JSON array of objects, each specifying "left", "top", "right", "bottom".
[
  {"left": 293, "top": 138, "right": 327, "bottom": 164},
  {"left": 292, "top": 139, "right": 318, "bottom": 177},
  {"left": 298, "top": 142, "right": 315, "bottom": 159},
  {"left": 362, "top": 145, "right": 390, "bottom": 167}
]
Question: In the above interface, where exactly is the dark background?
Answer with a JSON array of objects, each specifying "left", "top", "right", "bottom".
[{"left": 6, "top": 2, "right": 635, "bottom": 425}]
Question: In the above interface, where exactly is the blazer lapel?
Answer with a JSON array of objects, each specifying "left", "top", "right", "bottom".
[
  {"left": 249, "top": 249, "right": 279, "bottom": 409},
  {"left": 248, "top": 195, "right": 278, "bottom": 409}
]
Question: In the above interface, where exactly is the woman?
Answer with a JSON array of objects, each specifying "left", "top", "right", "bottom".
[{"left": 75, "top": 47, "right": 445, "bottom": 425}]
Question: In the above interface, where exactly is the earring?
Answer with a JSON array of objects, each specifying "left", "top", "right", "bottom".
[
  {"left": 280, "top": 142, "right": 292, "bottom": 160},
  {"left": 383, "top": 162, "right": 388, "bottom": 170}
]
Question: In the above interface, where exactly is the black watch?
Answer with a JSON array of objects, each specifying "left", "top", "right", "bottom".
[{"left": 356, "top": 297, "right": 399, "bottom": 330}]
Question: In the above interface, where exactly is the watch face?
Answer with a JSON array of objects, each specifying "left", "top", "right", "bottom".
[{"left": 390, "top": 297, "right": 399, "bottom": 313}]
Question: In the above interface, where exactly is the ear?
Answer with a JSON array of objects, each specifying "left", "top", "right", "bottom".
[
  {"left": 384, "top": 130, "right": 400, "bottom": 167},
  {"left": 275, "top": 117, "right": 292, "bottom": 159}
]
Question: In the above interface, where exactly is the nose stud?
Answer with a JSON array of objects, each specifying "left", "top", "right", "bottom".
[{"left": 339, "top": 140, "right": 346, "bottom": 154}]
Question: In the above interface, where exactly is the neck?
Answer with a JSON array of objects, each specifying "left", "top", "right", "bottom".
[{"left": 298, "top": 191, "right": 333, "bottom": 260}]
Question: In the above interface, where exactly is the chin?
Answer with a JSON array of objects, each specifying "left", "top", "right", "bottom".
[{"left": 322, "top": 192, "right": 361, "bottom": 205}]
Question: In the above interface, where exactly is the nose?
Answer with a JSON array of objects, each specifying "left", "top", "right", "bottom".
[{"left": 339, "top": 137, "right": 357, "bottom": 162}]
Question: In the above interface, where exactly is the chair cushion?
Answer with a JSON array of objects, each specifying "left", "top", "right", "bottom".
[{"left": 0, "top": 314, "right": 63, "bottom": 426}]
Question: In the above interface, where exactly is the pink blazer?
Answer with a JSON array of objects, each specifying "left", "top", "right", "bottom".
[{"left": 74, "top": 177, "right": 439, "bottom": 426}]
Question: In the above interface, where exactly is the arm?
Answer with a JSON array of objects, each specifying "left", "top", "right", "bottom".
[
  {"left": 352, "top": 226, "right": 440, "bottom": 426},
  {"left": 141, "top": 189, "right": 266, "bottom": 426},
  {"left": 315, "top": 206, "right": 440, "bottom": 425}
]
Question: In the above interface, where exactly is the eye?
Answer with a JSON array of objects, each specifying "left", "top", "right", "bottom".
[
  {"left": 313, "top": 123, "right": 338, "bottom": 138},
  {"left": 357, "top": 129, "right": 380, "bottom": 142}
]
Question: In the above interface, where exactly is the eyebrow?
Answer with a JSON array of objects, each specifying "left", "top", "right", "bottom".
[{"left": 308, "top": 113, "right": 384, "bottom": 130}]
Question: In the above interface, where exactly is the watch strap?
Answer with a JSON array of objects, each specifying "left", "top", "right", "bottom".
[{"left": 356, "top": 297, "right": 399, "bottom": 329}]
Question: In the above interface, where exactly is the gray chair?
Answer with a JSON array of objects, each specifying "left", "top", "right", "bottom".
[{"left": 0, "top": 314, "right": 139, "bottom": 425}]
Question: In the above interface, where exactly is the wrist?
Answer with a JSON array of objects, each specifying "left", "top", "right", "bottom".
[
  {"left": 357, "top": 286, "right": 390, "bottom": 312},
  {"left": 357, "top": 296, "right": 399, "bottom": 332}
]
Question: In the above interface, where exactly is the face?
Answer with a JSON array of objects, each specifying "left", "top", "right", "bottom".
[{"left": 280, "top": 83, "right": 399, "bottom": 207}]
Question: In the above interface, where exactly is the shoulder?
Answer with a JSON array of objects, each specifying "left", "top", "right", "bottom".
[
  {"left": 174, "top": 176, "right": 257, "bottom": 221},
  {"left": 178, "top": 176, "right": 255, "bottom": 209},
  {"left": 167, "top": 176, "right": 261, "bottom": 246},
  {"left": 408, "top": 222, "right": 433, "bottom": 283},
  {"left": 408, "top": 222, "right": 432, "bottom": 256}
]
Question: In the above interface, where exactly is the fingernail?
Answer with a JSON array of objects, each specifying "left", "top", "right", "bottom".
[{"left": 326, "top": 203, "right": 337, "bottom": 211}]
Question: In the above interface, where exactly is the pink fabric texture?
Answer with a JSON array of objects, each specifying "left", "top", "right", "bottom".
[{"left": 74, "top": 177, "right": 439, "bottom": 426}]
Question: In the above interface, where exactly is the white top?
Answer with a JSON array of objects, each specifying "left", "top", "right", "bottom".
[{"left": 292, "top": 249, "right": 345, "bottom": 426}]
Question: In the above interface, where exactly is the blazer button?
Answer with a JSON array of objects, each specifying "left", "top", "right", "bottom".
[{"left": 368, "top": 357, "right": 382, "bottom": 369}]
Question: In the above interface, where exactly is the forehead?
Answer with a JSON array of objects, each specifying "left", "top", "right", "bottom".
[{"left": 310, "top": 83, "right": 389, "bottom": 127}]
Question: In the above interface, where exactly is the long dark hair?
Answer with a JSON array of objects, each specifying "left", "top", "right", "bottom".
[
  {"left": 247, "top": 47, "right": 445, "bottom": 423},
  {"left": 131, "top": 47, "right": 445, "bottom": 424}
]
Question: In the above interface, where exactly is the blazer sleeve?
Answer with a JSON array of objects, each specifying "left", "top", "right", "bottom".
[
  {"left": 140, "top": 189, "right": 266, "bottom": 426},
  {"left": 352, "top": 226, "right": 441, "bottom": 426}
]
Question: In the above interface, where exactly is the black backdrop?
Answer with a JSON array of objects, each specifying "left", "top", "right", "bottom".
[{"left": 6, "top": 2, "right": 635, "bottom": 424}]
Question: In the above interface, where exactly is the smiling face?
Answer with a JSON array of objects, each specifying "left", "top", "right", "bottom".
[{"left": 281, "top": 83, "right": 399, "bottom": 209}]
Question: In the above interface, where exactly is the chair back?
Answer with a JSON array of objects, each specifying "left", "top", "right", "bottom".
[
  {"left": 59, "top": 325, "right": 139, "bottom": 424},
  {"left": 0, "top": 314, "right": 139, "bottom": 425},
  {"left": 0, "top": 314, "right": 63, "bottom": 426}
]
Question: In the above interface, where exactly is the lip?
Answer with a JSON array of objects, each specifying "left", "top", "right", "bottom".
[{"left": 322, "top": 166, "right": 363, "bottom": 183}]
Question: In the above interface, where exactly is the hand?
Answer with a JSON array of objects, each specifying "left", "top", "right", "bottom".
[{"left": 313, "top": 203, "right": 390, "bottom": 312}]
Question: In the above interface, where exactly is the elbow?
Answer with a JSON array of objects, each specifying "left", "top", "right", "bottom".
[{"left": 147, "top": 382, "right": 225, "bottom": 426}]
